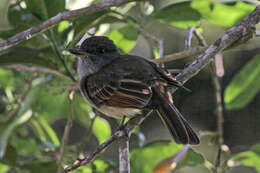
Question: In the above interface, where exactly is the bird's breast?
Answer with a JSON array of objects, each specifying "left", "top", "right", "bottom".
[{"left": 98, "top": 105, "right": 142, "bottom": 118}]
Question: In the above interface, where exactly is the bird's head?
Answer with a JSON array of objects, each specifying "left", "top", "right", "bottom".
[
  {"left": 69, "top": 36, "right": 118, "bottom": 57},
  {"left": 69, "top": 36, "right": 119, "bottom": 79}
]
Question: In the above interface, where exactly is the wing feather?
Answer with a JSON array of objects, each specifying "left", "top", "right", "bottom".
[{"left": 82, "top": 77, "right": 152, "bottom": 109}]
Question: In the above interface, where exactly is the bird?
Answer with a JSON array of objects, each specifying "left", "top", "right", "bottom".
[{"left": 69, "top": 36, "right": 199, "bottom": 145}]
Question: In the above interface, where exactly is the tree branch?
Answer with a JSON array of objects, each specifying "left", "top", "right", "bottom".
[
  {"left": 0, "top": 0, "right": 140, "bottom": 52},
  {"left": 153, "top": 46, "right": 207, "bottom": 64},
  {"left": 176, "top": 6, "right": 260, "bottom": 84},
  {"left": 118, "top": 131, "right": 130, "bottom": 173},
  {"left": 61, "top": 112, "right": 150, "bottom": 173},
  {"left": 61, "top": 5, "right": 260, "bottom": 173}
]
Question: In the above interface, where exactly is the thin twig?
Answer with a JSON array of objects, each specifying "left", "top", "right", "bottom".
[
  {"left": 57, "top": 91, "right": 74, "bottom": 173},
  {"left": 153, "top": 46, "right": 207, "bottom": 64},
  {"left": 62, "top": 111, "right": 151, "bottom": 173},
  {"left": 189, "top": 27, "right": 225, "bottom": 173},
  {"left": 185, "top": 27, "right": 196, "bottom": 48},
  {"left": 211, "top": 54, "right": 224, "bottom": 173},
  {"left": 6, "top": 65, "right": 72, "bottom": 81},
  {"left": 0, "top": 0, "right": 141, "bottom": 52},
  {"left": 175, "top": 6, "right": 260, "bottom": 84}
]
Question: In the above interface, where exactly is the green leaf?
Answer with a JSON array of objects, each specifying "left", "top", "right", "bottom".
[
  {"left": 153, "top": 2, "right": 201, "bottom": 29},
  {"left": 130, "top": 141, "right": 183, "bottom": 173},
  {"left": 21, "top": 161, "right": 58, "bottom": 173},
  {"left": 77, "top": 159, "right": 111, "bottom": 173},
  {"left": 174, "top": 165, "right": 211, "bottom": 173},
  {"left": 1, "top": 144, "right": 18, "bottom": 166},
  {"left": 0, "top": 47, "right": 56, "bottom": 69},
  {"left": 36, "top": 114, "right": 60, "bottom": 146},
  {"left": 191, "top": 1, "right": 255, "bottom": 27},
  {"left": 24, "top": 0, "right": 65, "bottom": 20},
  {"left": 11, "top": 137, "right": 40, "bottom": 156},
  {"left": 0, "top": 109, "right": 32, "bottom": 158},
  {"left": 177, "top": 148, "right": 204, "bottom": 168},
  {"left": 69, "top": 10, "right": 110, "bottom": 48},
  {"left": 152, "top": 145, "right": 204, "bottom": 173},
  {"left": 0, "top": 163, "right": 9, "bottom": 172},
  {"left": 0, "top": 78, "right": 45, "bottom": 158},
  {"left": 108, "top": 25, "right": 138, "bottom": 53},
  {"left": 0, "top": 69, "right": 14, "bottom": 89},
  {"left": 93, "top": 159, "right": 110, "bottom": 173},
  {"left": 0, "top": 0, "right": 12, "bottom": 30},
  {"left": 224, "top": 55, "right": 260, "bottom": 109},
  {"left": 93, "top": 117, "right": 111, "bottom": 144},
  {"left": 231, "top": 144, "right": 260, "bottom": 172}
]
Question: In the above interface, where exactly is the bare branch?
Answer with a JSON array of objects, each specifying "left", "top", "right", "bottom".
[
  {"left": 118, "top": 131, "right": 130, "bottom": 173},
  {"left": 189, "top": 27, "right": 225, "bottom": 173},
  {"left": 185, "top": 27, "right": 197, "bottom": 48},
  {"left": 0, "top": 0, "right": 141, "bottom": 52},
  {"left": 153, "top": 46, "right": 207, "bottom": 64}
]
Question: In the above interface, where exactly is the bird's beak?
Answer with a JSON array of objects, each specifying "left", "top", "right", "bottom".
[{"left": 68, "top": 48, "right": 86, "bottom": 56}]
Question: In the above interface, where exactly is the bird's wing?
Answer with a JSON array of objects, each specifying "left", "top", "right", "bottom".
[
  {"left": 146, "top": 60, "right": 183, "bottom": 87},
  {"left": 80, "top": 75, "right": 152, "bottom": 109}
]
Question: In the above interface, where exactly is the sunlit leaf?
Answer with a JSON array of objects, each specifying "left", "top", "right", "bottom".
[
  {"left": 77, "top": 159, "right": 111, "bottom": 173},
  {"left": 153, "top": 2, "right": 201, "bottom": 29},
  {"left": 191, "top": 1, "right": 255, "bottom": 27},
  {"left": 0, "top": 163, "right": 9, "bottom": 172},
  {"left": 93, "top": 159, "right": 110, "bottom": 173},
  {"left": 58, "top": 21, "right": 70, "bottom": 33},
  {"left": 36, "top": 114, "right": 60, "bottom": 146},
  {"left": 231, "top": 144, "right": 260, "bottom": 172},
  {"left": 93, "top": 117, "right": 111, "bottom": 144},
  {"left": 130, "top": 141, "right": 183, "bottom": 173},
  {"left": 108, "top": 25, "right": 138, "bottom": 53},
  {"left": 0, "top": 69, "right": 14, "bottom": 89},
  {"left": 224, "top": 55, "right": 260, "bottom": 109}
]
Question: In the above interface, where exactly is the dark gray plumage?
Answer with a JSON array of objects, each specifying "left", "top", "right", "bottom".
[{"left": 69, "top": 36, "right": 199, "bottom": 144}]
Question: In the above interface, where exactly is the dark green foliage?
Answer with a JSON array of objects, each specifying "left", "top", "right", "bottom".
[{"left": 0, "top": 0, "right": 260, "bottom": 173}]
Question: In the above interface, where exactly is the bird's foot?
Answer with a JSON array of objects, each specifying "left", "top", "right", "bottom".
[{"left": 117, "top": 116, "right": 126, "bottom": 131}]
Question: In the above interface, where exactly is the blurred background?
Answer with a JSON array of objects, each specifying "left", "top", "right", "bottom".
[{"left": 0, "top": 0, "right": 260, "bottom": 172}]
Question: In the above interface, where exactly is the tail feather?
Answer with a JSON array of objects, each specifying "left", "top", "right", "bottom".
[{"left": 156, "top": 95, "right": 200, "bottom": 145}]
